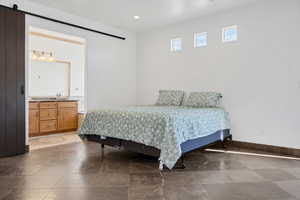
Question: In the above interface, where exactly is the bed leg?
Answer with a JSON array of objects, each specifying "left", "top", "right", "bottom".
[
  {"left": 175, "top": 156, "right": 186, "bottom": 169},
  {"left": 101, "top": 144, "right": 105, "bottom": 159},
  {"left": 181, "top": 156, "right": 185, "bottom": 168},
  {"left": 222, "top": 140, "right": 226, "bottom": 149},
  {"left": 222, "top": 135, "right": 232, "bottom": 149}
]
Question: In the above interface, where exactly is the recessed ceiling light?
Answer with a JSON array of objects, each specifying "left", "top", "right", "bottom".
[{"left": 133, "top": 16, "right": 140, "bottom": 20}]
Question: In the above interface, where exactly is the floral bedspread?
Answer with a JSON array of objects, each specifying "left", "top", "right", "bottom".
[{"left": 78, "top": 106, "right": 230, "bottom": 169}]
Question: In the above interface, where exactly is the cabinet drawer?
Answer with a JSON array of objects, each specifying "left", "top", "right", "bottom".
[
  {"left": 40, "top": 120, "right": 57, "bottom": 132},
  {"left": 29, "top": 102, "right": 39, "bottom": 110},
  {"left": 58, "top": 102, "right": 77, "bottom": 108},
  {"left": 40, "top": 102, "right": 57, "bottom": 109},
  {"left": 40, "top": 109, "right": 57, "bottom": 120}
]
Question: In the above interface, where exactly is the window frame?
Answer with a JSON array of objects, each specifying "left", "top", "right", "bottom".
[
  {"left": 222, "top": 25, "right": 238, "bottom": 43},
  {"left": 194, "top": 32, "right": 208, "bottom": 48},
  {"left": 170, "top": 37, "right": 182, "bottom": 52}
]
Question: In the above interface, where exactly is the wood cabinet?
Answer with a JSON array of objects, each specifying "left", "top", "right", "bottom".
[
  {"left": 58, "top": 102, "right": 78, "bottom": 131},
  {"left": 40, "top": 109, "right": 57, "bottom": 121},
  {"left": 40, "top": 120, "right": 57, "bottom": 133},
  {"left": 29, "top": 101, "right": 78, "bottom": 137},
  {"left": 29, "top": 109, "right": 39, "bottom": 135},
  {"left": 29, "top": 102, "right": 39, "bottom": 136},
  {"left": 40, "top": 102, "right": 57, "bottom": 109}
]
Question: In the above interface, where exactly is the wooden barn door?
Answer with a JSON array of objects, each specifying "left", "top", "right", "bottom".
[{"left": 0, "top": 6, "right": 26, "bottom": 157}]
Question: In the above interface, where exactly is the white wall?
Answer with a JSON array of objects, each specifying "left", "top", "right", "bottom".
[
  {"left": 1, "top": 0, "right": 137, "bottom": 144},
  {"left": 137, "top": 0, "right": 300, "bottom": 149}
]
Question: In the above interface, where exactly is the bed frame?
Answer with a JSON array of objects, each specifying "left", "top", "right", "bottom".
[{"left": 85, "top": 129, "right": 232, "bottom": 169}]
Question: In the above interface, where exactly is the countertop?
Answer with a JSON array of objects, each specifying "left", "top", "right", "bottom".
[{"left": 27, "top": 98, "right": 80, "bottom": 102}]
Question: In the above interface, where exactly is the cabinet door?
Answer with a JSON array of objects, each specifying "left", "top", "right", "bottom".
[
  {"left": 58, "top": 108, "right": 78, "bottom": 130},
  {"left": 29, "top": 109, "right": 39, "bottom": 135}
]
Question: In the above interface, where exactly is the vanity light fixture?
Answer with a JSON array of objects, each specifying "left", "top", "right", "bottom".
[
  {"left": 31, "top": 50, "right": 55, "bottom": 62},
  {"left": 133, "top": 15, "right": 140, "bottom": 20}
]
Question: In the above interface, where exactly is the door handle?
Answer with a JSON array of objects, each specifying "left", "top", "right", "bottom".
[{"left": 20, "top": 85, "right": 25, "bottom": 95}]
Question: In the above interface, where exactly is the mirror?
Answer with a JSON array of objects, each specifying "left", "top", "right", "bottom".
[{"left": 29, "top": 60, "right": 70, "bottom": 97}]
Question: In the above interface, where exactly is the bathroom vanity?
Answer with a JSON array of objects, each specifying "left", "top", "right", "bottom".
[{"left": 29, "top": 99, "right": 78, "bottom": 137}]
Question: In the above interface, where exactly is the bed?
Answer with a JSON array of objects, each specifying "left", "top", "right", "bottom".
[{"left": 78, "top": 105, "right": 231, "bottom": 170}]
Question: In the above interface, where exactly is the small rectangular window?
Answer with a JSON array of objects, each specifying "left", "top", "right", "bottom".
[
  {"left": 222, "top": 25, "right": 238, "bottom": 43},
  {"left": 170, "top": 38, "right": 182, "bottom": 52},
  {"left": 194, "top": 32, "right": 207, "bottom": 48}
]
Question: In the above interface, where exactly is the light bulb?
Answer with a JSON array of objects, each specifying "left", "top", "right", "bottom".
[
  {"left": 39, "top": 52, "right": 46, "bottom": 60},
  {"left": 47, "top": 52, "right": 55, "bottom": 62},
  {"left": 31, "top": 54, "right": 37, "bottom": 60},
  {"left": 31, "top": 51, "right": 38, "bottom": 60}
]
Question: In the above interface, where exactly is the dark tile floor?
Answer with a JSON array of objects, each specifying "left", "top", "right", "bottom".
[{"left": 1, "top": 141, "right": 300, "bottom": 200}]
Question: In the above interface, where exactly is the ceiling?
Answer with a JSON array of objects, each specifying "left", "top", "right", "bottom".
[{"left": 27, "top": 0, "right": 258, "bottom": 32}]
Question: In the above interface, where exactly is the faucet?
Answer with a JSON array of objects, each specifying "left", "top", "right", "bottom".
[{"left": 56, "top": 92, "right": 62, "bottom": 98}]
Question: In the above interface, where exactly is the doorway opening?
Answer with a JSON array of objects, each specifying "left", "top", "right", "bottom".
[{"left": 27, "top": 27, "right": 86, "bottom": 150}]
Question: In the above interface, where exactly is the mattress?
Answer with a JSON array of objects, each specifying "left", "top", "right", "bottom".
[{"left": 78, "top": 105, "right": 231, "bottom": 169}]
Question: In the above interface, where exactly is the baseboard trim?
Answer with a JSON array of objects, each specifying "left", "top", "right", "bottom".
[{"left": 228, "top": 140, "right": 300, "bottom": 158}]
